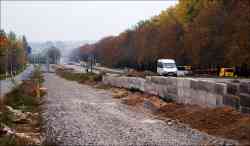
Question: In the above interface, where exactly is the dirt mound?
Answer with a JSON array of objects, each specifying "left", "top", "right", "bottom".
[
  {"left": 112, "top": 89, "right": 129, "bottom": 99},
  {"left": 158, "top": 104, "right": 250, "bottom": 145},
  {"left": 121, "top": 92, "right": 145, "bottom": 106},
  {"left": 110, "top": 87, "right": 250, "bottom": 145}
]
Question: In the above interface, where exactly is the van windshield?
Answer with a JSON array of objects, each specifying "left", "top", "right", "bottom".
[{"left": 163, "top": 63, "right": 176, "bottom": 68}]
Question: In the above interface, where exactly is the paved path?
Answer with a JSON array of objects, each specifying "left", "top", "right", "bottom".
[
  {"left": 41, "top": 73, "right": 233, "bottom": 146},
  {"left": 0, "top": 65, "right": 34, "bottom": 96}
]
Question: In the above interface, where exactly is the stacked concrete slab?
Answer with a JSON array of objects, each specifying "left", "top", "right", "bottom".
[{"left": 103, "top": 75, "right": 250, "bottom": 113}]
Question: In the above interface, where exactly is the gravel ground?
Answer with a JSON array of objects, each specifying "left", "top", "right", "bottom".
[{"left": 41, "top": 73, "right": 237, "bottom": 146}]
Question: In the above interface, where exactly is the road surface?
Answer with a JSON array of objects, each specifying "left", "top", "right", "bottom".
[
  {"left": 41, "top": 73, "right": 233, "bottom": 146},
  {"left": 61, "top": 64, "right": 250, "bottom": 84},
  {"left": 0, "top": 65, "right": 34, "bottom": 97}
]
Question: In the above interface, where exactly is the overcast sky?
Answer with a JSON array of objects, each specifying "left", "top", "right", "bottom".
[{"left": 1, "top": 1, "right": 178, "bottom": 42}]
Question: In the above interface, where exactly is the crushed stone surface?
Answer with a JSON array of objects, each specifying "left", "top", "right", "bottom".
[{"left": 42, "top": 73, "right": 237, "bottom": 146}]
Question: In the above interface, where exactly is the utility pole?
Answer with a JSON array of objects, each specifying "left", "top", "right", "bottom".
[
  {"left": 46, "top": 54, "right": 50, "bottom": 73},
  {"left": 0, "top": 52, "right": 5, "bottom": 97}
]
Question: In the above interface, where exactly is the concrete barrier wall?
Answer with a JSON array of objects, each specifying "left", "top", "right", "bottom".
[{"left": 103, "top": 75, "right": 250, "bottom": 113}]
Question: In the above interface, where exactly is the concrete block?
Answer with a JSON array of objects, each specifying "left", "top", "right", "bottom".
[
  {"left": 239, "top": 93, "right": 250, "bottom": 107},
  {"left": 190, "top": 90, "right": 205, "bottom": 106},
  {"left": 144, "top": 82, "right": 157, "bottom": 95},
  {"left": 239, "top": 82, "right": 250, "bottom": 94},
  {"left": 177, "top": 85, "right": 184, "bottom": 99},
  {"left": 198, "top": 90, "right": 207, "bottom": 106},
  {"left": 160, "top": 87, "right": 167, "bottom": 97},
  {"left": 216, "top": 95, "right": 223, "bottom": 106},
  {"left": 168, "top": 77, "right": 177, "bottom": 86},
  {"left": 240, "top": 106, "right": 250, "bottom": 114},
  {"left": 177, "top": 78, "right": 184, "bottom": 88},
  {"left": 183, "top": 78, "right": 191, "bottom": 88},
  {"left": 156, "top": 85, "right": 163, "bottom": 97},
  {"left": 167, "top": 85, "right": 178, "bottom": 95},
  {"left": 214, "top": 83, "right": 227, "bottom": 95},
  {"left": 190, "top": 79, "right": 199, "bottom": 90},
  {"left": 206, "top": 93, "right": 217, "bottom": 107},
  {"left": 150, "top": 76, "right": 166, "bottom": 85},
  {"left": 223, "top": 94, "right": 240, "bottom": 110},
  {"left": 138, "top": 78, "right": 146, "bottom": 91},
  {"left": 227, "top": 83, "right": 240, "bottom": 95},
  {"left": 197, "top": 80, "right": 215, "bottom": 93},
  {"left": 183, "top": 88, "right": 191, "bottom": 99},
  {"left": 189, "top": 89, "right": 196, "bottom": 104}
]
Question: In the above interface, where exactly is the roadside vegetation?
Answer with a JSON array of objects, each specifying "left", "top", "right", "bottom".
[
  {"left": 56, "top": 68, "right": 102, "bottom": 85},
  {"left": 0, "top": 30, "right": 31, "bottom": 78},
  {"left": 0, "top": 66, "right": 45, "bottom": 146}
]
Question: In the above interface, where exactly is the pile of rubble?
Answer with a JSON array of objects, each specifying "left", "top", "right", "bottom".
[{"left": 0, "top": 106, "right": 42, "bottom": 145}]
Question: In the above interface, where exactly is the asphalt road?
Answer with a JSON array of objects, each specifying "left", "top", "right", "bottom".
[
  {"left": 0, "top": 65, "right": 34, "bottom": 97},
  {"left": 61, "top": 63, "right": 250, "bottom": 83}
]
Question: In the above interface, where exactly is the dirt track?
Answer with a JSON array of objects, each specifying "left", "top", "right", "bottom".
[{"left": 42, "top": 73, "right": 236, "bottom": 146}]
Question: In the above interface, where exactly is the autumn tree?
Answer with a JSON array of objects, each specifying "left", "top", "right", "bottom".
[{"left": 73, "top": 0, "right": 250, "bottom": 74}]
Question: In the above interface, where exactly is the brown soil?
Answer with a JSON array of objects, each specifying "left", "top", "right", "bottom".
[
  {"left": 121, "top": 92, "right": 146, "bottom": 106},
  {"left": 158, "top": 104, "right": 250, "bottom": 145},
  {"left": 112, "top": 88, "right": 129, "bottom": 99},
  {"left": 22, "top": 80, "right": 38, "bottom": 97},
  {"left": 111, "top": 88, "right": 250, "bottom": 145}
]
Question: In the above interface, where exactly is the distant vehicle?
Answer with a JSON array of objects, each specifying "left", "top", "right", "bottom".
[
  {"left": 67, "top": 62, "right": 74, "bottom": 65},
  {"left": 177, "top": 66, "right": 192, "bottom": 76},
  {"left": 219, "top": 68, "right": 235, "bottom": 77},
  {"left": 66, "top": 61, "right": 80, "bottom": 66},
  {"left": 177, "top": 66, "right": 187, "bottom": 76},
  {"left": 74, "top": 62, "right": 81, "bottom": 66},
  {"left": 157, "top": 59, "right": 177, "bottom": 76}
]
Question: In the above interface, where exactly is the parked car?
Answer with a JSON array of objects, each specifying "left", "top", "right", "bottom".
[{"left": 157, "top": 59, "right": 177, "bottom": 76}]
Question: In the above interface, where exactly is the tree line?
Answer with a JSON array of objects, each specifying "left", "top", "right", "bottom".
[
  {"left": 72, "top": 0, "right": 250, "bottom": 74},
  {"left": 0, "top": 30, "right": 31, "bottom": 75}
]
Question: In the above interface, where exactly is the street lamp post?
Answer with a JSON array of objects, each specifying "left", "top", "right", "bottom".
[{"left": 0, "top": 53, "right": 5, "bottom": 98}]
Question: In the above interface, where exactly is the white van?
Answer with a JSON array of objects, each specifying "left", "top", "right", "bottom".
[{"left": 157, "top": 59, "right": 177, "bottom": 76}]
